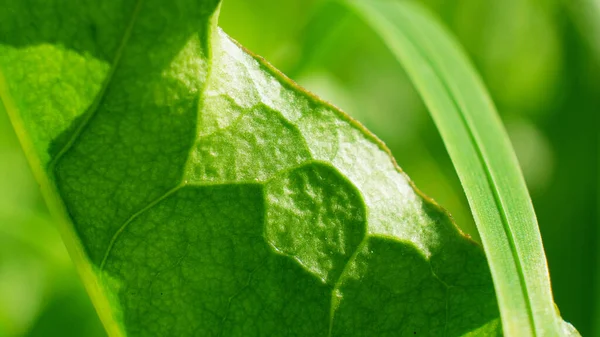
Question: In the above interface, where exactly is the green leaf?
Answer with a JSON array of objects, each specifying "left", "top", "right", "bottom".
[
  {"left": 343, "top": 0, "right": 579, "bottom": 336},
  {"left": 1, "top": 0, "right": 503, "bottom": 335}
]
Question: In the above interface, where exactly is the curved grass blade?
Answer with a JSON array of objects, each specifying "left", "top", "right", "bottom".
[{"left": 343, "top": 0, "right": 577, "bottom": 335}]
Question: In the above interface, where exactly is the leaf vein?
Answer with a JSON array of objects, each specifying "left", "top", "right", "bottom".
[
  {"left": 48, "top": 0, "right": 145, "bottom": 170},
  {"left": 99, "top": 184, "right": 182, "bottom": 271}
]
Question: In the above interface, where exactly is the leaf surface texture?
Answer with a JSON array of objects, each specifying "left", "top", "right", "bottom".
[{"left": 0, "top": 0, "right": 500, "bottom": 336}]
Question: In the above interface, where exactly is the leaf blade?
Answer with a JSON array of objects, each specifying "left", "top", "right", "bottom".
[{"left": 0, "top": 0, "right": 512, "bottom": 335}]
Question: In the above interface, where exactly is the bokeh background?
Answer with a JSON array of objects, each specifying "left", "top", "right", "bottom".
[{"left": 1, "top": 0, "right": 598, "bottom": 336}]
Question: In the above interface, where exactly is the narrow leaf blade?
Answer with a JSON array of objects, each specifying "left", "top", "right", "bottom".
[{"left": 344, "top": 0, "right": 576, "bottom": 335}]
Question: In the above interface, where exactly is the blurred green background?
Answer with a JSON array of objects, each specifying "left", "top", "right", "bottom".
[{"left": 1, "top": 0, "right": 598, "bottom": 336}]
